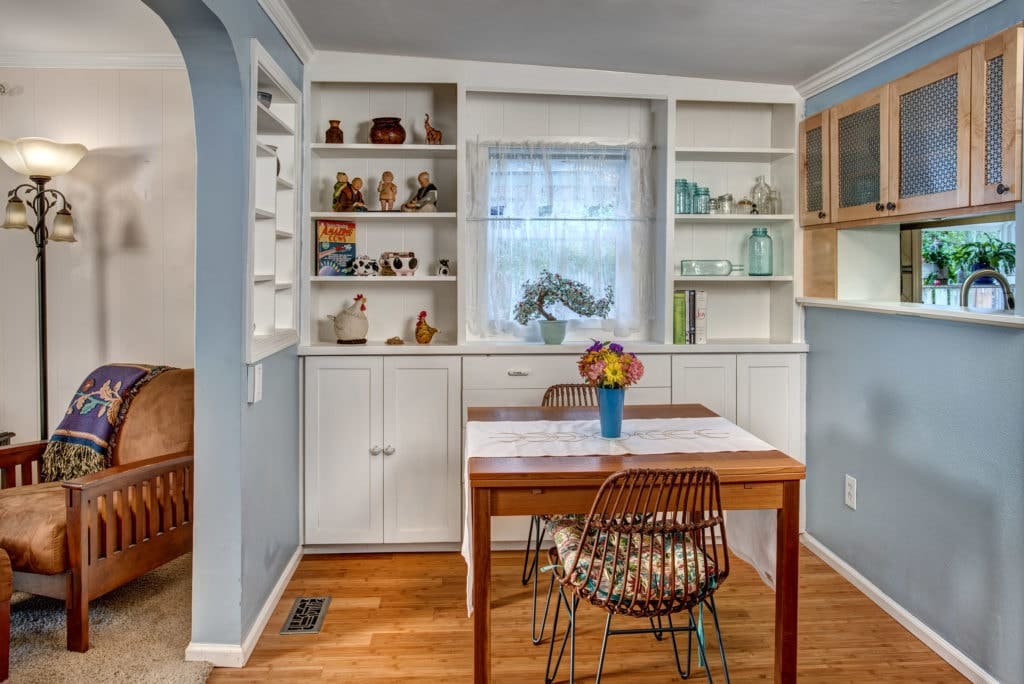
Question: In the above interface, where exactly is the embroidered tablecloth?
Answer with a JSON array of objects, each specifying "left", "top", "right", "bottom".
[{"left": 462, "top": 417, "right": 779, "bottom": 614}]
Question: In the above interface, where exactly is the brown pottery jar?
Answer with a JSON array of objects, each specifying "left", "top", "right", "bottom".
[
  {"left": 325, "top": 119, "right": 344, "bottom": 144},
  {"left": 369, "top": 117, "right": 406, "bottom": 144}
]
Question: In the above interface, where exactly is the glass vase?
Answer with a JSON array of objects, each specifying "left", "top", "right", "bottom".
[
  {"left": 751, "top": 175, "right": 771, "bottom": 214},
  {"left": 597, "top": 387, "right": 625, "bottom": 438}
]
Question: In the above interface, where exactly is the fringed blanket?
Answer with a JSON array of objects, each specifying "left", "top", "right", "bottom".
[{"left": 41, "top": 364, "right": 170, "bottom": 482}]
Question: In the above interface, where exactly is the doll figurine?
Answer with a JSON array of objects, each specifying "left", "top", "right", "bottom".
[
  {"left": 332, "top": 172, "right": 353, "bottom": 212},
  {"left": 350, "top": 177, "right": 368, "bottom": 211},
  {"left": 377, "top": 170, "right": 398, "bottom": 211},
  {"left": 401, "top": 171, "right": 438, "bottom": 212}
]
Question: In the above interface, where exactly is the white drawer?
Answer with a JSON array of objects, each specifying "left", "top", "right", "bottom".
[{"left": 462, "top": 355, "right": 669, "bottom": 390}]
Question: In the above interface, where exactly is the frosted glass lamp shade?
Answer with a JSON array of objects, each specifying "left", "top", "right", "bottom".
[
  {"left": 50, "top": 208, "right": 76, "bottom": 242},
  {"left": 3, "top": 197, "right": 28, "bottom": 229},
  {"left": 0, "top": 137, "right": 87, "bottom": 178}
]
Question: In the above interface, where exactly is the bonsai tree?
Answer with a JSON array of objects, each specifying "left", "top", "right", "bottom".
[
  {"left": 513, "top": 270, "right": 614, "bottom": 324},
  {"left": 950, "top": 233, "right": 1016, "bottom": 276}
]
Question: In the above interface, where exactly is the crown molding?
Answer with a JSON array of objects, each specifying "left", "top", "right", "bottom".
[
  {"left": 257, "top": 0, "right": 315, "bottom": 64},
  {"left": 796, "top": 0, "right": 1002, "bottom": 98},
  {"left": 0, "top": 51, "right": 184, "bottom": 70}
]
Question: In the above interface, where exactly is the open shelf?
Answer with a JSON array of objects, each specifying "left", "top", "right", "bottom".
[
  {"left": 675, "top": 147, "right": 795, "bottom": 162},
  {"left": 256, "top": 102, "right": 294, "bottom": 135},
  {"left": 311, "top": 143, "right": 456, "bottom": 158},
  {"left": 311, "top": 275, "right": 456, "bottom": 283},
  {"left": 275, "top": 229, "right": 293, "bottom": 239},
  {"left": 256, "top": 142, "right": 277, "bottom": 157},
  {"left": 254, "top": 273, "right": 274, "bottom": 283},
  {"left": 311, "top": 211, "right": 457, "bottom": 220},
  {"left": 673, "top": 276, "right": 793, "bottom": 283},
  {"left": 277, "top": 176, "right": 295, "bottom": 190},
  {"left": 255, "top": 208, "right": 275, "bottom": 220},
  {"left": 674, "top": 214, "right": 794, "bottom": 223}
]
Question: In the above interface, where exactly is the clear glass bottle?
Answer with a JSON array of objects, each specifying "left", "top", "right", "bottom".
[
  {"left": 674, "top": 179, "right": 687, "bottom": 214},
  {"left": 748, "top": 227, "right": 773, "bottom": 276},
  {"left": 693, "top": 187, "right": 710, "bottom": 214},
  {"left": 751, "top": 175, "right": 771, "bottom": 214},
  {"left": 766, "top": 189, "right": 782, "bottom": 215}
]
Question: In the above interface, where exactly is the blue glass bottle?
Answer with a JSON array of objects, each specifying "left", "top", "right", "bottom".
[{"left": 748, "top": 227, "right": 773, "bottom": 276}]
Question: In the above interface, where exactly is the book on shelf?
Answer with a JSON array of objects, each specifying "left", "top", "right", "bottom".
[
  {"left": 673, "top": 289, "right": 707, "bottom": 345},
  {"left": 316, "top": 219, "right": 356, "bottom": 276}
]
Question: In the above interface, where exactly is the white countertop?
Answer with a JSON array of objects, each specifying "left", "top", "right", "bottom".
[
  {"left": 798, "top": 298, "right": 1024, "bottom": 329},
  {"left": 298, "top": 339, "right": 810, "bottom": 356}
]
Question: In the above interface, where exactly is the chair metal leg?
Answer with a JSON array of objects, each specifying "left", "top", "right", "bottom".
[
  {"left": 650, "top": 615, "right": 665, "bottom": 641},
  {"left": 544, "top": 585, "right": 566, "bottom": 684},
  {"left": 521, "top": 515, "right": 542, "bottom": 586},
  {"left": 568, "top": 595, "right": 578, "bottom": 684},
  {"left": 707, "top": 595, "right": 730, "bottom": 684},
  {"left": 595, "top": 612, "right": 613, "bottom": 684},
  {"left": 532, "top": 564, "right": 556, "bottom": 645},
  {"left": 691, "top": 607, "right": 713, "bottom": 684}
]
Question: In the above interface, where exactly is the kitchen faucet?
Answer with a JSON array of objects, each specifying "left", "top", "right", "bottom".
[{"left": 959, "top": 269, "right": 1016, "bottom": 310}]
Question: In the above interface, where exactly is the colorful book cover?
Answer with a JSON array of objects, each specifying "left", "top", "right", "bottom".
[
  {"left": 694, "top": 290, "right": 708, "bottom": 344},
  {"left": 687, "top": 290, "right": 696, "bottom": 344},
  {"left": 673, "top": 291, "right": 687, "bottom": 344},
  {"left": 316, "top": 220, "right": 356, "bottom": 276}
]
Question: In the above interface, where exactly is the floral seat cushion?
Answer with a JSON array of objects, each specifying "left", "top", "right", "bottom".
[{"left": 546, "top": 515, "right": 716, "bottom": 605}]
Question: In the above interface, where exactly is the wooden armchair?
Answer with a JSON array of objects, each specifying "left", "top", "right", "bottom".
[{"left": 0, "top": 368, "right": 194, "bottom": 652}]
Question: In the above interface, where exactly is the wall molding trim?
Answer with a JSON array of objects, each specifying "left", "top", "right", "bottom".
[
  {"left": 0, "top": 51, "right": 184, "bottom": 70},
  {"left": 796, "top": 0, "right": 1002, "bottom": 97},
  {"left": 802, "top": 534, "right": 998, "bottom": 683},
  {"left": 257, "top": 0, "right": 315, "bottom": 65},
  {"left": 186, "top": 546, "right": 303, "bottom": 668}
]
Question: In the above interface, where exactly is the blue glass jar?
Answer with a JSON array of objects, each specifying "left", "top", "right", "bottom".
[
  {"left": 748, "top": 227, "right": 773, "bottom": 276},
  {"left": 693, "top": 187, "right": 710, "bottom": 214}
]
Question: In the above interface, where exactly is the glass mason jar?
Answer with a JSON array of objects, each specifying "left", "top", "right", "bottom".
[
  {"left": 675, "top": 179, "right": 689, "bottom": 214},
  {"left": 748, "top": 227, "right": 773, "bottom": 276},
  {"left": 693, "top": 187, "right": 710, "bottom": 214}
]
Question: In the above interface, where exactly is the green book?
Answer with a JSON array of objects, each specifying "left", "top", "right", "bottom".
[{"left": 673, "top": 291, "right": 687, "bottom": 344}]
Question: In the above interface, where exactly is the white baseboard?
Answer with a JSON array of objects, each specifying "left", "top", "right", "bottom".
[
  {"left": 801, "top": 534, "right": 997, "bottom": 684},
  {"left": 186, "top": 545, "right": 303, "bottom": 668}
]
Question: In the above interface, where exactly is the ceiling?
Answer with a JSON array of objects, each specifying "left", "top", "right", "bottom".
[
  {"left": 0, "top": 0, "right": 179, "bottom": 56},
  {"left": 284, "top": 0, "right": 940, "bottom": 84}
]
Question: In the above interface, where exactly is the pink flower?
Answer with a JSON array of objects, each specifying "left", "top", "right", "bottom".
[
  {"left": 586, "top": 361, "right": 606, "bottom": 381},
  {"left": 626, "top": 358, "right": 645, "bottom": 383}
]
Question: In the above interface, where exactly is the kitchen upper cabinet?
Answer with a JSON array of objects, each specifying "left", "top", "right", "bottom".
[
  {"left": 971, "top": 25, "right": 1023, "bottom": 205},
  {"left": 888, "top": 50, "right": 972, "bottom": 215},
  {"left": 800, "top": 110, "right": 831, "bottom": 226},
  {"left": 830, "top": 85, "right": 890, "bottom": 223}
]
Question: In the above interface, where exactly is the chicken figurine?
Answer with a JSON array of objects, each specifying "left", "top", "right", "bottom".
[
  {"left": 328, "top": 294, "right": 369, "bottom": 344},
  {"left": 414, "top": 310, "right": 438, "bottom": 344}
]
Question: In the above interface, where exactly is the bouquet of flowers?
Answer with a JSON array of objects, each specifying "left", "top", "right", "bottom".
[{"left": 577, "top": 340, "right": 645, "bottom": 389}]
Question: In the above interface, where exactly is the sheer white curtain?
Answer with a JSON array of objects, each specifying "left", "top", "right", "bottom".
[{"left": 465, "top": 140, "right": 655, "bottom": 339}]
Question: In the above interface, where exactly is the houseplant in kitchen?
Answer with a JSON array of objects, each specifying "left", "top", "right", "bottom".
[
  {"left": 512, "top": 270, "right": 614, "bottom": 344},
  {"left": 578, "top": 340, "right": 645, "bottom": 438},
  {"left": 951, "top": 234, "right": 1016, "bottom": 284},
  {"left": 921, "top": 232, "right": 958, "bottom": 284}
]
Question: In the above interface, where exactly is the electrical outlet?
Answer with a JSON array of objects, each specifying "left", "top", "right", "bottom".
[{"left": 844, "top": 474, "right": 857, "bottom": 510}]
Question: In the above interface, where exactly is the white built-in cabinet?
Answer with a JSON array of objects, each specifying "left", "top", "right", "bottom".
[
  {"left": 304, "top": 356, "right": 462, "bottom": 545},
  {"left": 671, "top": 355, "right": 737, "bottom": 422}
]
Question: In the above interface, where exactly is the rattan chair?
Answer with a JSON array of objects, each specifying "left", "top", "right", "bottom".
[
  {"left": 543, "top": 467, "right": 731, "bottom": 683},
  {"left": 522, "top": 383, "right": 599, "bottom": 645}
]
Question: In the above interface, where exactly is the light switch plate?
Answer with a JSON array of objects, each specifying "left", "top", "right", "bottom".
[
  {"left": 247, "top": 363, "right": 263, "bottom": 404},
  {"left": 844, "top": 474, "right": 857, "bottom": 510}
]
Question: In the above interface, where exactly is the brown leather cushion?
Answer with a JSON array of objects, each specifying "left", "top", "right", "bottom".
[
  {"left": 0, "top": 482, "right": 67, "bottom": 575},
  {"left": 112, "top": 368, "right": 194, "bottom": 467},
  {"left": 0, "top": 549, "right": 10, "bottom": 602}
]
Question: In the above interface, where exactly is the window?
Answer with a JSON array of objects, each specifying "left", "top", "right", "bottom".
[{"left": 466, "top": 141, "right": 654, "bottom": 339}]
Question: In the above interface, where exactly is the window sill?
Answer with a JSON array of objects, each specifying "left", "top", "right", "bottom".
[{"left": 798, "top": 298, "right": 1024, "bottom": 329}]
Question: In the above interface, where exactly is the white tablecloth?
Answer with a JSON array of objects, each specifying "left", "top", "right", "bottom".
[{"left": 461, "top": 417, "right": 779, "bottom": 614}]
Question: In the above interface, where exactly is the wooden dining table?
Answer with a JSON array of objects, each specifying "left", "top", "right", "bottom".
[{"left": 467, "top": 403, "right": 806, "bottom": 683}]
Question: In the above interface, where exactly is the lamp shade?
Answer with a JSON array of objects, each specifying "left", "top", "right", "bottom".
[
  {"left": 50, "top": 208, "right": 76, "bottom": 242},
  {"left": 3, "top": 197, "right": 29, "bottom": 229},
  {"left": 0, "top": 137, "right": 87, "bottom": 178}
]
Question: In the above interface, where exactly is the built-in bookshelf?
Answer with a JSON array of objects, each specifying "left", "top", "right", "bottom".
[{"left": 248, "top": 40, "right": 300, "bottom": 362}]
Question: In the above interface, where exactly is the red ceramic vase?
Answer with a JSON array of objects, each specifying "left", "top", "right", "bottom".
[{"left": 369, "top": 117, "right": 406, "bottom": 144}]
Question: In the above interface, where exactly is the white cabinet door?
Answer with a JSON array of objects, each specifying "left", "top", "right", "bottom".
[
  {"left": 670, "top": 355, "right": 737, "bottom": 422},
  {"left": 382, "top": 357, "right": 463, "bottom": 543},
  {"left": 304, "top": 357, "right": 384, "bottom": 544},
  {"left": 736, "top": 354, "right": 803, "bottom": 462}
]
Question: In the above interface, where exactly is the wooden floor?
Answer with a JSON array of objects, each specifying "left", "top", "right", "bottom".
[{"left": 209, "top": 545, "right": 964, "bottom": 683}]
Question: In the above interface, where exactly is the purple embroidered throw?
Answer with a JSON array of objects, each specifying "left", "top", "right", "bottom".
[{"left": 41, "top": 363, "right": 170, "bottom": 482}]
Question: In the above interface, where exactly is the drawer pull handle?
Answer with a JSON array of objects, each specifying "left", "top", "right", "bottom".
[
  {"left": 369, "top": 445, "right": 382, "bottom": 456},
  {"left": 507, "top": 369, "right": 531, "bottom": 377},
  {"left": 383, "top": 445, "right": 395, "bottom": 456}
]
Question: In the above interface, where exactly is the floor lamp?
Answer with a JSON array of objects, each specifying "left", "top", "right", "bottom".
[{"left": 0, "top": 137, "right": 87, "bottom": 440}]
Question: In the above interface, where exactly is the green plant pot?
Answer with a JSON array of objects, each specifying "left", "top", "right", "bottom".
[{"left": 538, "top": 320, "right": 567, "bottom": 345}]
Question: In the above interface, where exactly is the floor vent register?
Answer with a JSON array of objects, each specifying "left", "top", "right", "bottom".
[{"left": 280, "top": 596, "right": 331, "bottom": 635}]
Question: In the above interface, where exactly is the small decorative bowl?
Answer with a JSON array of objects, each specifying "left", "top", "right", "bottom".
[{"left": 257, "top": 90, "right": 273, "bottom": 108}]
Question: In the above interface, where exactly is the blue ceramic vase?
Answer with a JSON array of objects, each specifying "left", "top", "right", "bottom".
[{"left": 597, "top": 387, "right": 625, "bottom": 438}]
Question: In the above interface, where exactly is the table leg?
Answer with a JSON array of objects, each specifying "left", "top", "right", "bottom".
[
  {"left": 774, "top": 480, "right": 800, "bottom": 683},
  {"left": 472, "top": 487, "right": 492, "bottom": 683}
]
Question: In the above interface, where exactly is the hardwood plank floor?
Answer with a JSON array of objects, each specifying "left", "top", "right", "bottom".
[{"left": 209, "top": 545, "right": 964, "bottom": 682}]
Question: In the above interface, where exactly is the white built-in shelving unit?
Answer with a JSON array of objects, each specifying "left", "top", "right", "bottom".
[{"left": 247, "top": 40, "right": 301, "bottom": 362}]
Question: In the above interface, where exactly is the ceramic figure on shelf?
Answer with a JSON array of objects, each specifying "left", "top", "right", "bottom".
[
  {"left": 401, "top": 171, "right": 438, "bottom": 212},
  {"left": 424, "top": 113, "right": 443, "bottom": 145},
  {"left": 328, "top": 294, "right": 369, "bottom": 344},
  {"left": 380, "top": 251, "right": 418, "bottom": 276},
  {"left": 332, "top": 172, "right": 354, "bottom": 212},
  {"left": 351, "top": 255, "right": 379, "bottom": 276},
  {"left": 377, "top": 170, "right": 398, "bottom": 211},
  {"left": 350, "top": 177, "right": 368, "bottom": 211},
  {"left": 437, "top": 258, "right": 451, "bottom": 276},
  {"left": 385, "top": 336, "right": 404, "bottom": 345},
  {"left": 325, "top": 119, "right": 344, "bottom": 144},
  {"left": 415, "top": 310, "right": 439, "bottom": 344},
  {"left": 369, "top": 117, "right": 406, "bottom": 144}
]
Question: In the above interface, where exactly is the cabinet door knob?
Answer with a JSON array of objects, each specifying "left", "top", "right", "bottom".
[
  {"left": 383, "top": 445, "right": 395, "bottom": 456},
  {"left": 886, "top": 201, "right": 896, "bottom": 211},
  {"left": 507, "top": 369, "right": 531, "bottom": 377},
  {"left": 817, "top": 211, "right": 826, "bottom": 219},
  {"left": 369, "top": 445, "right": 383, "bottom": 456},
  {"left": 997, "top": 183, "right": 1010, "bottom": 195},
  {"left": 875, "top": 203, "right": 885, "bottom": 211}
]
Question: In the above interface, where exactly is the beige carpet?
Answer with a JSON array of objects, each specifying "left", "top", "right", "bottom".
[{"left": 9, "top": 553, "right": 212, "bottom": 683}]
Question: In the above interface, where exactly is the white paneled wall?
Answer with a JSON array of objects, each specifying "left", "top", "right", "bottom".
[
  {"left": 0, "top": 68, "right": 196, "bottom": 440},
  {"left": 465, "top": 92, "right": 652, "bottom": 141}
]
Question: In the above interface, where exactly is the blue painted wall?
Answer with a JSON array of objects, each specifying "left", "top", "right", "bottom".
[
  {"left": 143, "top": 0, "right": 302, "bottom": 647},
  {"left": 804, "top": 4, "right": 1024, "bottom": 679}
]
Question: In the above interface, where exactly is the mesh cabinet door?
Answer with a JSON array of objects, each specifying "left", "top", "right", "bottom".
[
  {"left": 971, "top": 26, "right": 1022, "bottom": 205},
  {"left": 800, "top": 111, "right": 830, "bottom": 226},
  {"left": 830, "top": 84, "right": 889, "bottom": 222},
  {"left": 888, "top": 50, "right": 971, "bottom": 215}
]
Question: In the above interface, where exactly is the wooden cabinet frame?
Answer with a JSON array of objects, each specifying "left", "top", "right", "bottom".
[
  {"left": 800, "top": 110, "right": 831, "bottom": 226},
  {"left": 830, "top": 85, "right": 890, "bottom": 223},
  {"left": 888, "top": 50, "right": 972, "bottom": 215},
  {"left": 971, "top": 25, "right": 1023, "bottom": 205}
]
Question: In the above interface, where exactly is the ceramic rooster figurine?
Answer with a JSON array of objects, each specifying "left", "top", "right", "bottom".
[
  {"left": 328, "top": 294, "right": 369, "bottom": 344},
  {"left": 415, "top": 310, "right": 438, "bottom": 344}
]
